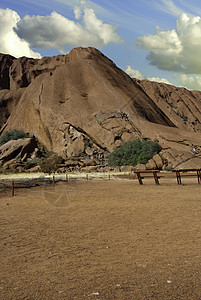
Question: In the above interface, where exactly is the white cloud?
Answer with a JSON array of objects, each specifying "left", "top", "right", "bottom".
[
  {"left": 0, "top": 8, "right": 41, "bottom": 58},
  {"left": 148, "top": 76, "right": 172, "bottom": 85},
  {"left": 14, "top": 6, "right": 123, "bottom": 52},
  {"left": 125, "top": 66, "right": 145, "bottom": 80},
  {"left": 176, "top": 74, "right": 201, "bottom": 91},
  {"left": 137, "top": 13, "right": 201, "bottom": 74},
  {"left": 74, "top": 5, "right": 82, "bottom": 19},
  {"left": 125, "top": 65, "right": 172, "bottom": 84},
  {"left": 126, "top": 65, "right": 201, "bottom": 91}
]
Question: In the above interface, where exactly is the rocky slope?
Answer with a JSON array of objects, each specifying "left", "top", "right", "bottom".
[{"left": 1, "top": 47, "right": 201, "bottom": 170}]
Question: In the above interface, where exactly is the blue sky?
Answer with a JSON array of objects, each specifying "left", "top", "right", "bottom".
[{"left": 1, "top": 0, "right": 201, "bottom": 90}]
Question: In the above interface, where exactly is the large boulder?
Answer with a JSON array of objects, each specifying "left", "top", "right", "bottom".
[
  {"left": 0, "top": 137, "right": 37, "bottom": 164},
  {"left": 152, "top": 154, "right": 163, "bottom": 170},
  {"left": 2, "top": 47, "right": 201, "bottom": 168},
  {"left": 135, "top": 163, "right": 146, "bottom": 171},
  {"left": 1, "top": 47, "right": 175, "bottom": 156},
  {"left": 120, "top": 165, "right": 134, "bottom": 173},
  {"left": 145, "top": 159, "right": 157, "bottom": 170},
  {"left": 67, "top": 136, "right": 85, "bottom": 157}
]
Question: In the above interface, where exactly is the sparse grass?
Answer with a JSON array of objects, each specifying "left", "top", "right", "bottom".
[{"left": 0, "top": 167, "right": 20, "bottom": 174}]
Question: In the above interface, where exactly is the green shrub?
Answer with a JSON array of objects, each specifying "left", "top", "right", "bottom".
[
  {"left": 0, "top": 129, "right": 29, "bottom": 146},
  {"left": 39, "top": 153, "right": 63, "bottom": 174},
  {"left": 108, "top": 139, "right": 162, "bottom": 167},
  {"left": 27, "top": 157, "right": 43, "bottom": 165},
  {"left": 38, "top": 143, "right": 48, "bottom": 153},
  {"left": 183, "top": 116, "right": 188, "bottom": 123}
]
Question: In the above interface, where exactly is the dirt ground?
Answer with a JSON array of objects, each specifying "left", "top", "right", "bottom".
[{"left": 0, "top": 178, "right": 201, "bottom": 299}]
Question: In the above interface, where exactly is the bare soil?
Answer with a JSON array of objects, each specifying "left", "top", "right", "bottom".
[{"left": 0, "top": 179, "right": 200, "bottom": 299}]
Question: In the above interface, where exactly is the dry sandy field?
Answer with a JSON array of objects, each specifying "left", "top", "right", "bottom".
[{"left": 0, "top": 178, "right": 201, "bottom": 299}]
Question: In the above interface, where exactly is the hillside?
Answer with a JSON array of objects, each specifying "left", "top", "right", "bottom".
[{"left": 1, "top": 47, "right": 201, "bottom": 169}]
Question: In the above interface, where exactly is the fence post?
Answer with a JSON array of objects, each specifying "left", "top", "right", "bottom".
[
  {"left": 11, "top": 181, "right": 14, "bottom": 197},
  {"left": 176, "top": 170, "right": 181, "bottom": 185},
  {"left": 66, "top": 173, "right": 68, "bottom": 182},
  {"left": 136, "top": 171, "right": 143, "bottom": 185},
  {"left": 153, "top": 171, "right": 160, "bottom": 185},
  {"left": 197, "top": 169, "right": 201, "bottom": 184},
  {"left": 86, "top": 174, "right": 88, "bottom": 181},
  {"left": 53, "top": 175, "right": 55, "bottom": 184}
]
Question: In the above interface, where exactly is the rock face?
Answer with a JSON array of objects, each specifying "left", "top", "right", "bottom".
[
  {"left": 0, "top": 54, "right": 15, "bottom": 90},
  {"left": 1, "top": 47, "right": 201, "bottom": 169},
  {"left": 133, "top": 78, "right": 201, "bottom": 132}
]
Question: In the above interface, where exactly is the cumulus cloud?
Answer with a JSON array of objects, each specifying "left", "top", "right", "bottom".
[
  {"left": 125, "top": 66, "right": 145, "bottom": 80},
  {"left": 14, "top": 7, "right": 123, "bottom": 52},
  {"left": 137, "top": 13, "right": 201, "bottom": 74},
  {"left": 126, "top": 65, "right": 201, "bottom": 91},
  {"left": 177, "top": 74, "right": 201, "bottom": 91},
  {"left": 125, "top": 65, "right": 172, "bottom": 84},
  {"left": 0, "top": 8, "right": 41, "bottom": 58},
  {"left": 147, "top": 76, "right": 172, "bottom": 85}
]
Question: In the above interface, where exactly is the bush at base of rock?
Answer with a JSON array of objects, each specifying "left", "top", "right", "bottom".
[
  {"left": 108, "top": 139, "right": 162, "bottom": 167},
  {"left": 39, "top": 153, "right": 64, "bottom": 174},
  {"left": 0, "top": 129, "right": 29, "bottom": 146},
  {"left": 26, "top": 157, "right": 43, "bottom": 168}
]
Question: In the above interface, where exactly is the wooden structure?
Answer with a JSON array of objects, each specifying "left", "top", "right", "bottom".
[
  {"left": 134, "top": 170, "right": 161, "bottom": 185},
  {"left": 172, "top": 168, "right": 201, "bottom": 185},
  {"left": 11, "top": 181, "right": 14, "bottom": 197}
]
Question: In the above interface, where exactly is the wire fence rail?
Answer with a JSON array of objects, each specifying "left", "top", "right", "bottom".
[
  {"left": 0, "top": 169, "right": 200, "bottom": 197},
  {"left": 0, "top": 178, "right": 53, "bottom": 197},
  {"left": 0, "top": 172, "right": 119, "bottom": 197}
]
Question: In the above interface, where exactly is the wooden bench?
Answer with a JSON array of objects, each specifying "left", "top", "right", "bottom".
[
  {"left": 172, "top": 168, "right": 201, "bottom": 185},
  {"left": 134, "top": 170, "right": 161, "bottom": 185}
]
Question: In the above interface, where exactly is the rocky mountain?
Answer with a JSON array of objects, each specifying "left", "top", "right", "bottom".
[{"left": 1, "top": 47, "right": 201, "bottom": 170}]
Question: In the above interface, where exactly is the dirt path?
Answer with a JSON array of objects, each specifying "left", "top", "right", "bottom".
[{"left": 0, "top": 180, "right": 200, "bottom": 299}]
